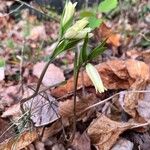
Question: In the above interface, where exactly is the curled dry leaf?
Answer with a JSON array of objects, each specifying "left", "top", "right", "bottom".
[
  {"left": 0, "top": 130, "right": 38, "bottom": 150},
  {"left": 87, "top": 115, "right": 134, "bottom": 150},
  {"left": 33, "top": 62, "right": 65, "bottom": 87},
  {"left": 51, "top": 59, "right": 149, "bottom": 98},
  {"left": 111, "top": 138, "right": 133, "bottom": 150},
  {"left": 95, "top": 23, "right": 121, "bottom": 47},
  {"left": 123, "top": 79, "right": 146, "bottom": 118}
]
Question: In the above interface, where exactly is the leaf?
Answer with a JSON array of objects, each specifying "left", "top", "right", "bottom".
[
  {"left": 1, "top": 88, "right": 60, "bottom": 127},
  {"left": 79, "top": 34, "right": 89, "bottom": 66},
  {"left": 24, "top": 88, "right": 59, "bottom": 127},
  {"left": 51, "top": 59, "right": 149, "bottom": 98},
  {"left": 87, "top": 115, "right": 133, "bottom": 150},
  {"left": 88, "top": 39, "right": 106, "bottom": 62},
  {"left": 72, "top": 132, "right": 91, "bottom": 150},
  {"left": 51, "top": 39, "right": 81, "bottom": 60},
  {"left": 33, "top": 62, "right": 65, "bottom": 87},
  {"left": 98, "top": 0, "right": 118, "bottom": 13},
  {"left": 0, "top": 58, "right": 5, "bottom": 68},
  {"left": 88, "top": 17, "right": 102, "bottom": 29},
  {"left": 111, "top": 138, "right": 134, "bottom": 150},
  {"left": 96, "top": 23, "right": 121, "bottom": 47},
  {"left": 0, "top": 130, "right": 38, "bottom": 150},
  {"left": 137, "top": 84, "right": 150, "bottom": 121},
  {"left": 80, "top": 10, "right": 95, "bottom": 18},
  {"left": 28, "top": 25, "right": 47, "bottom": 41}
]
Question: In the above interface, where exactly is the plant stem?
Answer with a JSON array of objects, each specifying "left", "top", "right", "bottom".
[
  {"left": 69, "top": 48, "right": 80, "bottom": 143},
  {"left": 20, "top": 59, "right": 52, "bottom": 112}
]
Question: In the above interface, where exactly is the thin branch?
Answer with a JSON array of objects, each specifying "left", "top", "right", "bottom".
[{"left": 0, "top": 4, "right": 23, "bottom": 17}]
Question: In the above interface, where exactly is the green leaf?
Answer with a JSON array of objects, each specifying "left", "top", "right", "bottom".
[
  {"left": 98, "top": 0, "right": 118, "bottom": 13},
  {"left": 88, "top": 39, "right": 107, "bottom": 61},
  {"left": 80, "top": 10, "right": 95, "bottom": 18},
  {"left": 50, "top": 39, "right": 81, "bottom": 60},
  {"left": 88, "top": 17, "right": 102, "bottom": 29},
  {"left": 50, "top": 40, "right": 67, "bottom": 59},
  {"left": 79, "top": 34, "right": 89, "bottom": 66},
  {"left": 64, "top": 39, "right": 81, "bottom": 50},
  {"left": 0, "top": 58, "right": 5, "bottom": 67}
]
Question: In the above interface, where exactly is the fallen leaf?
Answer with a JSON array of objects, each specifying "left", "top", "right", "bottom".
[
  {"left": 0, "top": 85, "right": 19, "bottom": 109},
  {"left": 51, "top": 59, "right": 149, "bottom": 98},
  {"left": 111, "top": 138, "right": 133, "bottom": 150},
  {"left": 59, "top": 94, "right": 97, "bottom": 121},
  {"left": 123, "top": 79, "right": 146, "bottom": 118},
  {"left": 0, "top": 130, "right": 38, "bottom": 150},
  {"left": 28, "top": 25, "right": 47, "bottom": 41},
  {"left": 2, "top": 88, "right": 60, "bottom": 127},
  {"left": 95, "top": 23, "right": 121, "bottom": 47},
  {"left": 1, "top": 103, "right": 21, "bottom": 118},
  {"left": 24, "top": 89, "right": 60, "bottom": 127},
  {"left": 137, "top": 84, "right": 150, "bottom": 121},
  {"left": 87, "top": 115, "right": 133, "bottom": 150},
  {"left": 72, "top": 132, "right": 91, "bottom": 150},
  {"left": 0, "top": 118, "right": 15, "bottom": 143},
  {"left": 33, "top": 62, "right": 65, "bottom": 87},
  {"left": 42, "top": 94, "right": 97, "bottom": 142}
]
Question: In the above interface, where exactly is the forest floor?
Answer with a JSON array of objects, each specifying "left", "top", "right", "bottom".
[{"left": 0, "top": 0, "right": 150, "bottom": 150}]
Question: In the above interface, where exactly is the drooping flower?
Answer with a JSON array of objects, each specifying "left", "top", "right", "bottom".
[
  {"left": 64, "top": 18, "right": 90, "bottom": 39},
  {"left": 62, "top": 1, "right": 77, "bottom": 27},
  {"left": 86, "top": 63, "right": 107, "bottom": 93}
]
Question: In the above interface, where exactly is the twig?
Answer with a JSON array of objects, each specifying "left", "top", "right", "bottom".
[
  {"left": 0, "top": 110, "right": 29, "bottom": 139},
  {"left": 0, "top": 4, "right": 23, "bottom": 17},
  {"left": 83, "top": 90, "right": 150, "bottom": 112}
]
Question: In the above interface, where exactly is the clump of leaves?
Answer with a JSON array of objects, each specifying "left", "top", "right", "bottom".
[{"left": 80, "top": 0, "right": 118, "bottom": 29}]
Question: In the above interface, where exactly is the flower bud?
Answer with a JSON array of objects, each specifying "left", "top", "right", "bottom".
[
  {"left": 64, "top": 18, "right": 89, "bottom": 39},
  {"left": 62, "top": 1, "right": 77, "bottom": 26},
  {"left": 74, "top": 28, "right": 92, "bottom": 39},
  {"left": 86, "top": 63, "right": 107, "bottom": 93}
]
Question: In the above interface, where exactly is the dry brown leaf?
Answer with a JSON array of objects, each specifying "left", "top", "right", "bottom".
[
  {"left": 72, "top": 132, "right": 91, "bottom": 150},
  {"left": 2, "top": 88, "right": 59, "bottom": 127},
  {"left": 123, "top": 79, "right": 146, "bottom": 118},
  {"left": 137, "top": 84, "right": 150, "bottom": 121},
  {"left": 0, "top": 118, "right": 15, "bottom": 143},
  {"left": 0, "top": 130, "right": 38, "bottom": 150},
  {"left": 111, "top": 138, "right": 133, "bottom": 150},
  {"left": 51, "top": 59, "right": 149, "bottom": 98},
  {"left": 1, "top": 103, "right": 21, "bottom": 118},
  {"left": 59, "top": 94, "right": 97, "bottom": 121},
  {"left": 87, "top": 115, "right": 133, "bottom": 150},
  {"left": 28, "top": 25, "right": 47, "bottom": 41},
  {"left": 41, "top": 94, "right": 97, "bottom": 142},
  {"left": 95, "top": 23, "right": 121, "bottom": 47},
  {"left": 33, "top": 62, "right": 65, "bottom": 87}
]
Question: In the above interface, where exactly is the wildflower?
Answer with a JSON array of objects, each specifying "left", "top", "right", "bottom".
[
  {"left": 62, "top": 1, "right": 77, "bottom": 26},
  {"left": 74, "top": 28, "right": 93, "bottom": 39},
  {"left": 86, "top": 63, "right": 107, "bottom": 93},
  {"left": 64, "top": 18, "right": 90, "bottom": 39}
]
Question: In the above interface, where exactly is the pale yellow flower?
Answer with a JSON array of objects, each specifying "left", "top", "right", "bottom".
[
  {"left": 62, "top": 1, "right": 77, "bottom": 26},
  {"left": 86, "top": 63, "right": 107, "bottom": 93},
  {"left": 64, "top": 18, "right": 90, "bottom": 39}
]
